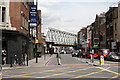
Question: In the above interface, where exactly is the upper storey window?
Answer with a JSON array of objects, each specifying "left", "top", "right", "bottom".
[
  {"left": 2, "top": 7, "right": 5, "bottom": 22},
  {"left": 0, "top": 6, "right": 6, "bottom": 23}
]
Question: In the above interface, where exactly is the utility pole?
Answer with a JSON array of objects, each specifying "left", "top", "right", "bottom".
[{"left": 29, "top": 1, "right": 38, "bottom": 63}]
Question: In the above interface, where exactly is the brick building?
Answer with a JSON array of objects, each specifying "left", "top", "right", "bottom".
[
  {"left": 0, "top": 0, "right": 42, "bottom": 64},
  {"left": 117, "top": 3, "right": 120, "bottom": 52},
  {"left": 105, "top": 7, "right": 118, "bottom": 52},
  {"left": 77, "top": 27, "right": 87, "bottom": 51}
]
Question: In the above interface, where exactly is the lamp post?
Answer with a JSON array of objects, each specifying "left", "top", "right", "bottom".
[
  {"left": 91, "top": 26, "right": 94, "bottom": 63},
  {"left": 35, "top": 0, "right": 38, "bottom": 63}
]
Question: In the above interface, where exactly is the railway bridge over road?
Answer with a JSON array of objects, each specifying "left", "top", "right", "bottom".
[{"left": 45, "top": 28, "right": 77, "bottom": 53}]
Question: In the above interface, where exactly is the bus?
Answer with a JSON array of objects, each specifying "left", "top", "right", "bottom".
[{"left": 87, "top": 38, "right": 100, "bottom": 58}]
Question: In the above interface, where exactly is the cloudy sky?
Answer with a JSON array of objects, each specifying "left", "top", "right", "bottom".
[{"left": 37, "top": 0, "right": 119, "bottom": 34}]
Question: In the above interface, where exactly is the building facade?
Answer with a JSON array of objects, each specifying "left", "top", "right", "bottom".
[
  {"left": 77, "top": 27, "right": 87, "bottom": 51},
  {"left": 117, "top": 3, "right": 120, "bottom": 52},
  {"left": 105, "top": 7, "right": 118, "bottom": 52},
  {"left": 1, "top": 0, "right": 42, "bottom": 65}
]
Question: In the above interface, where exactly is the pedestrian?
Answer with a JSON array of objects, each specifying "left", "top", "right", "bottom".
[
  {"left": 2, "top": 49, "right": 7, "bottom": 65},
  {"left": 79, "top": 49, "right": 82, "bottom": 57},
  {"left": 56, "top": 50, "right": 61, "bottom": 65},
  {"left": 14, "top": 54, "right": 18, "bottom": 64}
]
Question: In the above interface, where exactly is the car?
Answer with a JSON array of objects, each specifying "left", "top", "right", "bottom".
[
  {"left": 80, "top": 52, "right": 87, "bottom": 58},
  {"left": 98, "top": 49, "right": 110, "bottom": 58},
  {"left": 106, "top": 52, "right": 120, "bottom": 61},
  {"left": 71, "top": 50, "right": 79, "bottom": 57},
  {"left": 60, "top": 49, "right": 66, "bottom": 54}
]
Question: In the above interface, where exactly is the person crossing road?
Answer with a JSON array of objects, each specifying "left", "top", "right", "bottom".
[{"left": 56, "top": 50, "right": 61, "bottom": 65}]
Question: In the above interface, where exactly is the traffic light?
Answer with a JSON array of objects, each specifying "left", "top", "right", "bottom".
[{"left": 99, "top": 33, "right": 103, "bottom": 41}]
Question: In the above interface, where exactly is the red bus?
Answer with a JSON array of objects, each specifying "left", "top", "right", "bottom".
[{"left": 87, "top": 38, "right": 100, "bottom": 58}]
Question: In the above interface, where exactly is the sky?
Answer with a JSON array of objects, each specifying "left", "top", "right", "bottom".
[{"left": 37, "top": 0, "right": 119, "bottom": 35}]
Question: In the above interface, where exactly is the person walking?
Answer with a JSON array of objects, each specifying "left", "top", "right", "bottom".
[
  {"left": 56, "top": 50, "right": 61, "bottom": 65},
  {"left": 2, "top": 49, "right": 7, "bottom": 65}
]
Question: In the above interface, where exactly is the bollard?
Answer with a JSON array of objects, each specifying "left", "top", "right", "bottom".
[
  {"left": 100, "top": 56, "right": 104, "bottom": 65},
  {"left": 26, "top": 55, "right": 28, "bottom": 66},
  {"left": 10, "top": 56, "right": 13, "bottom": 67}
]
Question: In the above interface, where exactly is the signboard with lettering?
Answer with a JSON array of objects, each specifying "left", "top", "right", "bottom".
[
  {"left": 111, "top": 42, "right": 116, "bottom": 49},
  {"left": 30, "top": 5, "right": 37, "bottom": 27}
]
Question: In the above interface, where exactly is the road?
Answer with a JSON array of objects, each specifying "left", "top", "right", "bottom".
[{"left": 2, "top": 54, "right": 120, "bottom": 80}]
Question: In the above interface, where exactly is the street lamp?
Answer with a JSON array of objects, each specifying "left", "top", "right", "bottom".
[
  {"left": 36, "top": 0, "right": 38, "bottom": 63},
  {"left": 91, "top": 26, "right": 94, "bottom": 63}
]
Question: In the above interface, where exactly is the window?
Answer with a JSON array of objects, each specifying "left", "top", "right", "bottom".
[
  {"left": 2, "top": 7, "right": 5, "bottom": 22},
  {"left": 23, "top": 0, "right": 28, "bottom": 8},
  {"left": 21, "top": 14, "right": 28, "bottom": 30},
  {"left": 0, "top": 6, "right": 1, "bottom": 23},
  {"left": 115, "top": 23, "right": 117, "bottom": 30},
  {"left": 94, "top": 38, "right": 99, "bottom": 43},
  {"left": 115, "top": 34, "right": 117, "bottom": 38}
]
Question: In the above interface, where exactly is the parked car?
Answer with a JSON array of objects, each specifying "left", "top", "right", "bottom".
[
  {"left": 60, "top": 49, "right": 66, "bottom": 54},
  {"left": 80, "top": 52, "right": 87, "bottom": 58},
  {"left": 71, "top": 50, "right": 79, "bottom": 57},
  {"left": 106, "top": 52, "right": 120, "bottom": 61}
]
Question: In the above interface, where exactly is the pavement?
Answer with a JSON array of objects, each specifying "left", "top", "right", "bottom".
[
  {"left": 2, "top": 54, "right": 54, "bottom": 70},
  {"left": 2, "top": 54, "right": 115, "bottom": 70},
  {"left": 79, "top": 57, "right": 111, "bottom": 67}
]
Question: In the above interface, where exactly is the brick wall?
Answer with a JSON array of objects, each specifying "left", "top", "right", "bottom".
[{"left": 9, "top": 2, "right": 30, "bottom": 35}]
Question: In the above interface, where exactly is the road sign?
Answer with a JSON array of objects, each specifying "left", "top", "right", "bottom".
[{"left": 111, "top": 42, "right": 116, "bottom": 49}]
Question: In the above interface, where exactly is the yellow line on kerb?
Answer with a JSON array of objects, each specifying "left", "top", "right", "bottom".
[{"left": 35, "top": 66, "right": 95, "bottom": 78}]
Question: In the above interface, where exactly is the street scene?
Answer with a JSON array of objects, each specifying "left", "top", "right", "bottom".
[{"left": 0, "top": 0, "right": 120, "bottom": 80}]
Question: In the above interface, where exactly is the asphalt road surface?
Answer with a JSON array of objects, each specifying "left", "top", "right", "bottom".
[{"left": 2, "top": 54, "right": 120, "bottom": 80}]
